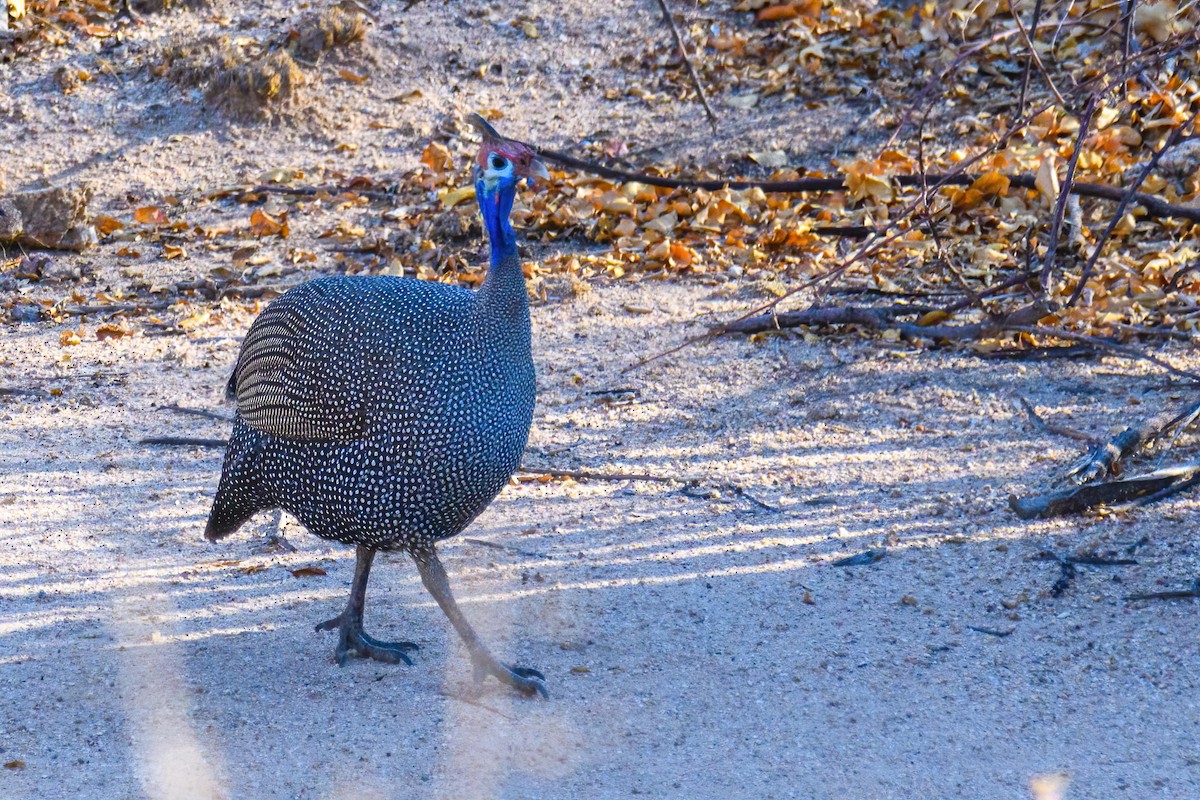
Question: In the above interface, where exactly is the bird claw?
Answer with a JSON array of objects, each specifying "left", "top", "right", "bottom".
[
  {"left": 316, "top": 613, "right": 418, "bottom": 667},
  {"left": 473, "top": 657, "right": 548, "bottom": 699}
]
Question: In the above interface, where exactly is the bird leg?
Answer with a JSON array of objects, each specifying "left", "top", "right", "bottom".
[
  {"left": 411, "top": 547, "right": 547, "bottom": 699},
  {"left": 316, "top": 545, "right": 419, "bottom": 666}
]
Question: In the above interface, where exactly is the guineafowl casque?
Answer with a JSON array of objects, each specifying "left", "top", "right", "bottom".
[{"left": 205, "top": 115, "right": 551, "bottom": 698}]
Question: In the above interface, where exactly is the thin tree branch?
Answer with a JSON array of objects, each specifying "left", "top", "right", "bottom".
[
  {"left": 1010, "top": 0, "right": 1066, "bottom": 108},
  {"left": 1067, "top": 113, "right": 1200, "bottom": 307},
  {"left": 654, "top": 0, "right": 718, "bottom": 134},
  {"left": 1040, "top": 95, "right": 1097, "bottom": 290}
]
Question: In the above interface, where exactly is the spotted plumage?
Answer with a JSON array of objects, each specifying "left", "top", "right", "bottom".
[{"left": 205, "top": 115, "right": 550, "bottom": 697}]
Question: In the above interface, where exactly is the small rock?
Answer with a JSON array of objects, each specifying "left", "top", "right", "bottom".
[{"left": 7, "top": 304, "right": 43, "bottom": 323}]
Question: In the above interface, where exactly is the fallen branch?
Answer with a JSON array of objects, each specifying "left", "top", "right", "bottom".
[
  {"left": 461, "top": 537, "right": 548, "bottom": 559},
  {"left": 518, "top": 465, "right": 701, "bottom": 483},
  {"left": 58, "top": 302, "right": 171, "bottom": 316},
  {"left": 832, "top": 548, "right": 887, "bottom": 567},
  {"left": 1010, "top": 461, "right": 1200, "bottom": 519},
  {"left": 716, "top": 303, "right": 1200, "bottom": 383},
  {"left": 1126, "top": 578, "right": 1200, "bottom": 602},
  {"left": 535, "top": 149, "right": 1200, "bottom": 224},
  {"left": 161, "top": 403, "right": 232, "bottom": 423},
  {"left": 722, "top": 299, "right": 1052, "bottom": 341},
  {"left": 1065, "top": 396, "right": 1200, "bottom": 483},
  {"left": 141, "top": 436, "right": 227, "bottom": 448},
  {"left": 967, "top": 625, "right": 1014, "bottom": 637}
]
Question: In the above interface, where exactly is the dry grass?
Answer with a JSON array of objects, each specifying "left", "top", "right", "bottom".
[
  {"left": 157, "top": 36, "right": 303, "bottom": 119},
  {"left": 206, "top": 49, "right": 305, "bottom": 119},
  {"left": 290, "top": 7, "right": 368, "bottom": 63},
  {"left": 156, "top": 35, "right": 241, "bottom": 89},
  {"left": 152, "top": 7, "right": 367, "bottom": 120}
]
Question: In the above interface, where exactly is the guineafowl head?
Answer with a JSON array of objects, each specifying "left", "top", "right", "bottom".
[
  {"left": 468, "top": 114, "right": 549, "bottom": 253},
  {"left": 468, "top": 113, "right": 550, "bottom": 194}
]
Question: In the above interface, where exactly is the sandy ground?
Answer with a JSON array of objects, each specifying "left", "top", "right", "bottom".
[{"left": 4, "top": 2, "right": 1200, "bottom": 799}]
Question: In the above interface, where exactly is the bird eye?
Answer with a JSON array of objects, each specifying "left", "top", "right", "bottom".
[{"left": 489, "top": 154, "right": 508, "bottom": 171}]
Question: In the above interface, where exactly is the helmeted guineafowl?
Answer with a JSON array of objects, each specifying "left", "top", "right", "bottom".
[{"left": 205, "top": 115, "right": 551, "bottom": 698}]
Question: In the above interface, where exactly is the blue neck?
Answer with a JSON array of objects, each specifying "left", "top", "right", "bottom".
[{"left": 477, "top": 179, "right": 518, "bottom": 265}]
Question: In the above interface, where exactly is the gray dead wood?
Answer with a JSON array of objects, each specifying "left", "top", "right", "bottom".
[
  {"left": 1065, "top": 396, "right": 1200, "bottom": 484},
  {"left": 1009, "top": 462, "right": 1200, "bottom": 519}
]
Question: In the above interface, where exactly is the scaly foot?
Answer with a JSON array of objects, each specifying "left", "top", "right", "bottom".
[
  {"left": 473, "top": 656, "right": 548, "bottom": 699},
  {"left": 316, "top": 612, "right": 419, "bottom": 666}
]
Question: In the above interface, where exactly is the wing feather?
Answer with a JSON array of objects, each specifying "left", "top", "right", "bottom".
[{"left": 230, "top": 284, "right": 371, "bottom": 441}]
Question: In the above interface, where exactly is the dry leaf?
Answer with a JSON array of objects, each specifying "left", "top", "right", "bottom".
[
  {"left": 390, "top": 89, "right": 424, "bottom": 104},
  {"left": 177, "top": 308, "right": 211, "bottom": 330},
  {"left": 439, "top": 185, "right": 477, "bottom": 209},
  {"left": 1135, "top": 2, "right": 1176, "bottom": 42},
  {"left": 96, "top": 324, "right": 130, "bottom": 341},
  {"left": 420, "top": 142, "right": 454, "bottom": 174},
  {"left": 727, "top": 93, "right": 759, "bottom": 109},
  {"left": 1029, "top": 773, "right": 1069, "bottom": 800},
  {"left": 161, "top": 244, "right": 186, "bottom": 260},
  {"left": 970, "top": 170, "right": 1010, "bottom": 198},
  {"left": 843, "top": 157, "right": 895, "bottom": 203},
  {"left": 60, "top": 330, "right": 82, "bottom": 346},
  {"left": 290, "top": 567, "right": 328, "bottom": 577},
  {"left": 337, "top": 68, "right": 368, "bottom": 84},
  {"left": 749, "top": 151, "right": 788, "bottom": 168},
  {"left": 249, "top": 209, "right": 288, "bottom": 238},
  {"left": 258, "top": 168, "right": 302, "bottom": 184},
  {"left": 134, "top": 206, "right": 170, "bottom": 227},
  {"left": 758, "top": 4, "right": 798, "bottom": 22},
  {"left": 231, "top": 246, "right": 258, "bottom": 268},
  {"left": 3, "top": 760, "right": 25, "bottom": 770},
  {"left": 916, "top": 310, "right": 951, "bottom": 327},
  {"left": 1034, "top": 154, "right": 1060, "bottom": 205},
  {"left": 94, "top": 215, "right": 124, "bottom": 236}
]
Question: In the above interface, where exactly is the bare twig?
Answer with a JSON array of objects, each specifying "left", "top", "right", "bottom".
[
  {"left": 1040, "top": 95, "right": 1097, "bottom": 291},
  {"left": 1016, "top": 396, "right": 1098, "bottom": 443},
  {"left": 967, "top": 625, "right": 1014, "bottom": 637},
  {"left": 440, "top": 691, "right": 518, "bottom": 721},
  {"left": 1158, "top": 398, "right": 1200, "bottom": 466},
  {"left": 1127, "top": 578, "right": 1200, "bottom": 602},
  {"left": 141, "top": 436, "right": 228, "bottom": 448},
  {"left": 653, "top": 0, "right": 718, "bottom": 134},
  {"left": 161, "top": 403, "right": 232, "bottom": 422},
  {"left": 1067, "top": 112, "right": 1200, "bottom": 307},
  {"left": 59, "top": 302, "right": 171, "bottom": 316},
  {"left": 1009, "top": 0, "right": 1066, "bottom": 108},
  {"left": 461, "top": 538, "right": 548, "bottom": 559},
  {"left": 518, "top": 466, "right": 700, "bottom": 483},
  {"left": 1121, "top": 0, "right": 1137, "bottom": 62}
]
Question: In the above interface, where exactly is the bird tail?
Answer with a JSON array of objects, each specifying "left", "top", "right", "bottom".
[{"left": 205, "top": 423, "right": 268, "bottom": 541}]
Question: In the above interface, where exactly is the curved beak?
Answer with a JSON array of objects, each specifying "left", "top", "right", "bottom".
[{"left": 523, "top": 157, "right": 551, "bottom": 183}]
